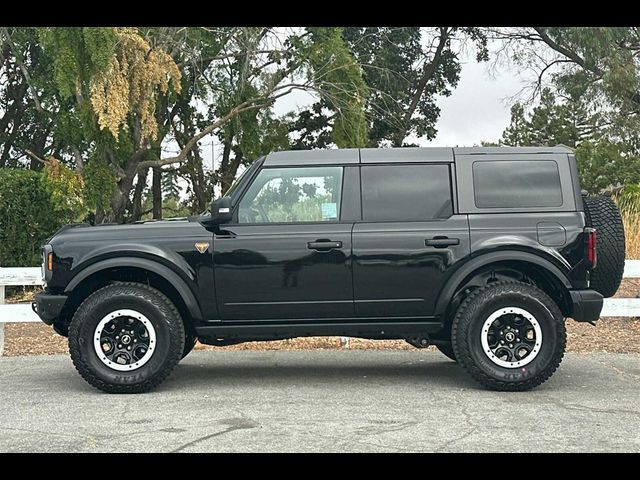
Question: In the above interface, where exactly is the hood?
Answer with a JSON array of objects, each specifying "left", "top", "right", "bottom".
[{"left": 47, "top": 217, "right": 206, "bottom": 245}]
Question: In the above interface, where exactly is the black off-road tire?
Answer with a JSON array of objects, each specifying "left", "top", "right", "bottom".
[
  {"left": 436, "top": 342, "right": 457, "bottom": 362},
  {"left": 583, "top": 195, "right": 625, "bottom": 298},
  {"left": 182, "top": 331, "right": 198, "bottom": 360},
  {"left": 68, "top": 283, "right": 185, "bottom": 394},
  {"left": 451, "top": 281, "right": 566, "bottom": 391}
]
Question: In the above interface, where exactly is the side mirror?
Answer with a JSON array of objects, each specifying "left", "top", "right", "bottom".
[{"left": 209, "top": 196, "right": 233, "bottom": 225}]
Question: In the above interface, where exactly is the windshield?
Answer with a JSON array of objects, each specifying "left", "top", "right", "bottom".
[{"left": 224, "top": 158, "right": 262, "bottom": 200}]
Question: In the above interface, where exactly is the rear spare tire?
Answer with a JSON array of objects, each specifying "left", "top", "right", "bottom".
[{"left": 583, "top": 195, "right": 625, "bottom": 298}]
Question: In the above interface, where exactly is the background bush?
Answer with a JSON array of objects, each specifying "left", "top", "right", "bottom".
[{"left": 0, "top": 169, "right": 79, "bottom": 267}]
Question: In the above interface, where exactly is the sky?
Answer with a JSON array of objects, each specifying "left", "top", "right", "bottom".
[{"left": 421, "top": 53, "right": 524, "bottom": 147}]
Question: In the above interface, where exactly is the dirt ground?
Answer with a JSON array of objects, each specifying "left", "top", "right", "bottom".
[{"left": 3, "top": 279, "right": 640, "bottom": 356}]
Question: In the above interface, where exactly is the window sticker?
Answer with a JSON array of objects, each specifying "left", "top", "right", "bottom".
[{"left": 321, "top": 202, "right": 338, "bottom": 219}]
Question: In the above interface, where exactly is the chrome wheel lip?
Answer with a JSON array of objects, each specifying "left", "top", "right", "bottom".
[
  {"left": 93, "top": 309, "right": 156, "bottom": 372},
  {"left": 480, "top": 307, "right": 542, "bottom": 368}
]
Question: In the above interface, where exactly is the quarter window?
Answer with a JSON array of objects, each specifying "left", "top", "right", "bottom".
[
  {"left": 473, "top": 160, "right": 563, "bottom": 208},
  {"left": 361, "top": 165, "right": 453, "bottom": 222},
  {"left": 238, "top": 166, "right": 343, "bottom": 223}
]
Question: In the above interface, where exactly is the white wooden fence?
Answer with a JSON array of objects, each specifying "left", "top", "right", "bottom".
[{"left": 1, "top": 262, "right": 639, "bottom": 355}]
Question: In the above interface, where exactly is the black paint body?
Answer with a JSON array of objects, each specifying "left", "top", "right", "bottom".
[{"left": 37, "top": 146, "right": 602, "bottom": 339}]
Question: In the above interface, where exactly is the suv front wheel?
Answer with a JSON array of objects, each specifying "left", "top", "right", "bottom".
[
  {"left": 68, "top": 283, "right": 185, "bottom": 393},
  {"left": 451, "top": 281, "right": 566, "bottom": 391}
]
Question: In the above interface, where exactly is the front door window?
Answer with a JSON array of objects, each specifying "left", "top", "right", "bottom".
[{"left": 238, "top": 166, "right": 343, "bottom": 224}]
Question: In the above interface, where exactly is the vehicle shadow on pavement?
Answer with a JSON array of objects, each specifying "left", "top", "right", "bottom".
[{"left": 159, "top": 358, "right": 479, "bottom": 392}]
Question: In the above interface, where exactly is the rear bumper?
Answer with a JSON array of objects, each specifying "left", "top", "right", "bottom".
[
  {"left": 32, "top": 292, "right": 68, "bottom": 325},
  {"left": 570, "top": 289, "right": 603, "bottom": 322}
]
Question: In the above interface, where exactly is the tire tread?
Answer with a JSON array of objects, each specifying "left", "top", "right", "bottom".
[{"left": 583, "top": 196, "right": 625, "bottom": 298}]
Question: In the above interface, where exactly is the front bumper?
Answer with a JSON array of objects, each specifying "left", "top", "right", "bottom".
[
  {"left": 32, "top": 292, "right": 68, "bottom": 325},
  {"left": 570, "top": 289, "right": 603, "bottom": 322}
]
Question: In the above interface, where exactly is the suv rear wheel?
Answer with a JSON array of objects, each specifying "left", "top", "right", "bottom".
[
  {"left": 68, "top": 283, "right": 185, "bottom": 393},
  {"left": 451, "top": 281, "right": 566, "bottom": 391}
]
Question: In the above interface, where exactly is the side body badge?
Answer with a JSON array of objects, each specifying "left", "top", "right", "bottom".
[{"left": 195, "top": 242, "right": 210, "bottom": 254}]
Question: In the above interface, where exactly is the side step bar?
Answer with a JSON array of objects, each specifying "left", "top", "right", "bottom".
[{"left": 195, "top": 320, "right": 444, "bottom": 339}]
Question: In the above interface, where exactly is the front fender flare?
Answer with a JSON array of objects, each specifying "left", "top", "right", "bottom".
[
  {"left": 64, "top": 257, "right": 203, "bottom": 321},
  {"left": 433, "top": 251, "right": 573, "bottom": 317}
]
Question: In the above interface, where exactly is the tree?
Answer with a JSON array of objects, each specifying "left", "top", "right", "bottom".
[
  {"left": 1, "top": 27, "right": 371, "bottom": 223},
  {"left": 489, "top": 28, "right": 640, "bottom": 141},
  {"left": 0, "top": 28, "right": 66, "bottom": 170},
  {"left": 290, "top": 27, "right": 489, "bottom": 148},
  {"left": 497, "top": 88, "right": 640, "bottom": 193},
  {"left": 501, "top": 89, "right": 592, "bottom": 148},
  {"left": 575, "top": 139, "right": 640, "bottom": 193},
  {"left": 501, "top": 104, "right": 530, "bottom": 146}
]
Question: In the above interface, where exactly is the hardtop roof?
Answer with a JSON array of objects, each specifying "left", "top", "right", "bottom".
[{"left": 263, "top": 146, "right": 573, "bottom": 166}]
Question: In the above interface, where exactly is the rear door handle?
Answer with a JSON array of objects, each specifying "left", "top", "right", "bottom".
[
  {"left": 307, "top": 240, "right": 343, "bottom": 251},
  {"left": 425, "top": 237, "right": 460, "bottom": 248}
]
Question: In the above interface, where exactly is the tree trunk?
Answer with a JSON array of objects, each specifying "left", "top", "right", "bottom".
[
  {"left": 187, "top": 156, "right": 209, "bottom": 213},
  {"left": 152, "top": 167, "right": 162, "bottom": 220},
  {"left": 94, "top": 208, "right": 106, "bottom": 225},
  {"left": 219, "top": 136, "right": 233, "bottom": 193},
  {"left": 391, "top": 27, "right": 450, "bottom": 147},
  {"left": 132, "top": 168, "right": 148, "bottom": 221},
  {"left": 222, "top": 150, "right": 244, "bottom": 194},
  {"left": 108, "top": 160, "right": 139, "bottom": 224}
]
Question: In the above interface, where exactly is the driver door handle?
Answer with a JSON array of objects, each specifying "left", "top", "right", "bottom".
[
  {"left": 307, "top": 240, "right": 343, "bottom": 251},
  {"left": 425, "top": 237, "right": 459, "bottom": 248}
]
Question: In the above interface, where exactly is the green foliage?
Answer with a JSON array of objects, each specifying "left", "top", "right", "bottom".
[
  {"left": 341, "top": 27, "right": 421, "bottom": 146},
  {"left": 614, "top": 183, "right": 640, "bottom": 216},
  {"left": 159, "top": 196, "right": 191, "bottom": 219},
  {"left": 82, "top": 160, "right": 116, "bottom": 211},
  {"left": 307, "top": 27, "right": 368, "bottom": 148},
  {"left": 574, "top": 140, "right": 640, "bottom": 193},
  {"left": 161, "top": 170, "right": 182, "bottom": 200},
  {"left": 501, "top": 104, "right": 530, "bottom": 146},
  {"left": 496, "top": 88, "right": 640, "bottom": 193},
  {"left": 294, "top": 27, "right": 488, "bottom": 148},
  {"left": 540, "top": 28, "right": 636, "bottom": 107},
  {"left": 0, "top": 169, "right": 79, "bottom": 267},
  {"left": 3, "top": 26, "right": 493, "bottom": 226},
  {"left": 500, "top": 89, "right": 593, "bottom": 149},
  {"left": 0, "top": 28, "right": 57, "bottom": 169},
  {"left": 38, "top": 27, "right": 116, "bottom": 98},
  {"left": 42, "top": 160, "right": 87, "bottom": 222}
]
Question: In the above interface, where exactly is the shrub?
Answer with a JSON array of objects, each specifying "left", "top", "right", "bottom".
[
  {"left": 613, "top": 185, "right": 640, "bottom": 260},
  {"left": 0, "top": 168, "right": 78, "bottom": 267}
]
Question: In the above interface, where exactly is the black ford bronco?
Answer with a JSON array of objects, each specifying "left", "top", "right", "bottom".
[{"left": 33, "top": 146, "right": 625, "bottom": 393}]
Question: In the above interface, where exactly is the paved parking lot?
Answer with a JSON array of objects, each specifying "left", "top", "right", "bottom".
[{"left": 0, "top": 350, "right": 639, "bottom": 452}]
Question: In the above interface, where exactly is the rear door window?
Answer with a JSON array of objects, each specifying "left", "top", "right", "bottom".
[{"left": 360, "top": 164, "right": 453, "bottom": 222}]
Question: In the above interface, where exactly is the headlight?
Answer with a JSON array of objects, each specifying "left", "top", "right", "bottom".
[{"left": 42, "top": 245, "right": 53, "bottom": 285}]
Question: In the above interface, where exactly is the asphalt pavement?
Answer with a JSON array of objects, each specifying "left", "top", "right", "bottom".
[{"left": 0, "top": 350, "right": 639, "bottom": 452}]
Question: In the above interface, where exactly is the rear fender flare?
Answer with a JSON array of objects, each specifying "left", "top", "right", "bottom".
[{"left": 434, "top": 251, "right": 572, "bottom": 317}]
